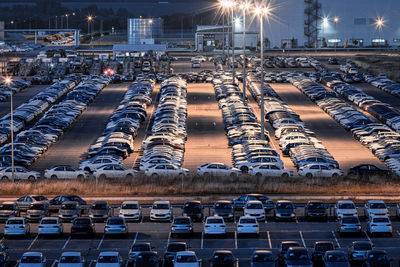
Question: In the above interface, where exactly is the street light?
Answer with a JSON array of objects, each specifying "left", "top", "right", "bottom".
[
  {"left": 375, "top": 17, "right": 385, "bottom": 47},
  {"left": 239, "top": 2, "right": 250, "bottom": 103},
  {"left": 4, "top": 77, "right": 14, "bottom": 182},
  {"left": 254, "top": 6, "right": 269, "bottom": 141},
  {"left": 87, "top": 15, "right": 93, "bottom": 34},
  {"left": 220, "top": 0, "right": 236, "bottom": 83},
  {"left": 333, "top": 16, "right": 339, "bottom": 52}
]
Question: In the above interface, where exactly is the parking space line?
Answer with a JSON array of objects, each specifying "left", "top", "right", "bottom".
[
  {"left": 234, "top": 231, "right": 238, "bottom": 249},
  {"left": 299, "top": 231, "right": 306, "bottom": 248},
  {"left": 331, "top": 231, "right": 341, "bottom": 248},
  {"left": 364, "top": 231, "right": 372, "bottom": 243},
  {"left": 133, "top": 232, "right": 138, "bottom": 244},
  {"left": 167, "top": 231, "right": 171, "bottom": 245},
  {"left": 201, "top": 232, "right": 204, "bottom": 249},
  {"left": 295, "top": 217, "right": 299, "bottom": 224},
  {"left": 97, "top": 235, "right": 104, "bottom": 250},
  {"left": 62, "top": 236, "right": 71, "bottom": 250},
  {"left": 50, "top": 260, "right": 57, "bottom": 267},
  {"left": 397, "top": 230, "right": 400, "bottom": 237},
  {"left": 27, "top": 235, "right": 38, "bottom": 250},
  {"left": 140, "top": 216, "right": 144, "bottom": 224},
  {"left": 267, "top": 231, "right": 272, "bottom": 249}
]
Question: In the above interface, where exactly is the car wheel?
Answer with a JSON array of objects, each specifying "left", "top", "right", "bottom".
[
  {"left": 84, "top": 167, "right": 91, "bottom": 172},
  {"left": 99, "top": 174, "right": 106, "bottom": 180},
  {"left": 126, "top": 173, "right": 133, "bottom": 179},
  {"left": 28, "top": 176, "right": 36, "bottom": 181},
  {"left": 281, "top": 173, "right": 289, "bottom": 178},
  {"left": 332, "top": 173, "right": 339, "bottom": 178},
  {"left": 203, "top": 172, "right": 210, "bottom": 178},
  {"left": 50, "top": 175, "right": 58, "bottom": 180},
  {"left": 230, "top": 172, "right": 237, "bottom": 178},
  {"left": 151, "top": 173, "right": 159, "bottom": 178},
  {"left": 77, "top": 174, "right": 84, "bottom": 181},
  {"left": 306, "top": 173, "right": 313, "bottom": 178},
  {"left": 255, "top": 172, "right": 262, "bottom": 178},
  {"left": 1, "top": 176, "right": 9, "bottom": 181}
]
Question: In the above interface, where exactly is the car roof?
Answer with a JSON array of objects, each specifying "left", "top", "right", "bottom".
[
  {"left": 22, "top": 252, "right": 43, "bottom": 256},
  {"left": 214, "top": 250, "right": 233, "bottom": 254},
  {"left": 98, "top": 251, "right": 120, "bottom": 256},
  {"left": 153, "top": 200, "right": 170, "bottom": 204},
  {"left": 337, "top": 200, "right": 354, "bottom": 204},
  {"left": 215, "top": 200, "right": 231, "bottom": 204},
  {"left": 122, "top": 201, "right": 139, "bottom": 204},
  {"left": 176, "top": 251, "right": 196, "bottom": 256},
  {"left": 367, "top": 200, "right": 385, "bottom": 204},
  {"left": 61, "top": 252, "right": 81, "bottom": 256}
]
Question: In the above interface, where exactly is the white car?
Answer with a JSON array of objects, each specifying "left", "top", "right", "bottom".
[
  {"left": 95, "top": 251, "right": 123, "bottom": 267},
  {"left": 58, "top": 252, "right": 85, "bottom": 267},
  {"left": 335, "top": 200, "right": 358, "bottom": 219},
  {"left": 204, "top": 216, "right": 226, "bottom": 236},
  {"left": 248, "top": 164, "right": 294, "bottom": 178},
  {"left": 196, "top": 163, "right": 241, "bottom": 177},
  {"left": 367, "top": 216, "right": 392, "bottom": 236},
  {"left": 18, "top": 252, "right": 46, "bottom": 267},
  {"left": 44, "top": 165, "right": 89, "bottom": 180},
  {"left": 173, "top": 251, "right": 201, "bottom": 267},
  {"left": 237, "top": 216, "right": 259, "bottom": 236},
  {"left": 119, "top": 201, "right": 141, "bottom": 221},
  {"left": 150, "top": 201, "right": 173, "bottom": 221},
  {"left": 93, "top": 164, "right": 137, "bottom": 179},
  {"left": 38, "top": 217, "right": 63, "bottom": 236},
  {"left": 243, "top": 200, "right": 265, "bottom": 221},
  {"left": 0, "top": 166, "right": 41, "bottom": 181},
  {"left": 236, "top": 157, "right": 284, "bottom": 172},
  {"left": 144, "top": 164, "right": 189, "bottom": 177},
  {"left": 298, "top": 164, "right": 343, "bottom": 178},
  {"left": 364, "top": 200, "right": 389, "bottom": 218},
  {"left": 80, "top": 158, "right": 121, "bottom": 172},
  {"left": 192, "top": 61, "right": 201, "bottom": 68},
  {"left": 4, "top": 217, "right": 30, "bottom": 236}
]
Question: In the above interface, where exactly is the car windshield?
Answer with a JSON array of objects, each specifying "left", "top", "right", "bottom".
[
  {"left": 92, "top": 203, "right": 107, "bottom": 210},
  {"left": 132, "top": 244, "right": 150, "bottom": 251},
  {"left": 61, "top": 203, "right": 77, "bottom": 209},
  {"left": 184, "top": 202, "right": 201, "bottom": 211},
  {"left": 108, "top": 218, "right": 124, "bottom": 225},
  {"left": 213, "top": 254, "right": 234, "bottom": 262},
  {"left": 153, "top": 203, "right": 169, "bottom": 209},
  {"left": 287, "top": 250, "right": 309, "bottom": 260},
  {"left": 252, "top": 253, "right": 274, "bottom": 262},
  {"left": 215, "top": 203, "right": 232, "bottom": 209},
  {"left": 41, "top": 219, "right": 58, "bottom": 225},
  {"left": 30, "top": 204, "right": 45, "bottom": 210},
  {"left": 207, "top": 218, "right": 224, "bottom": 224},
  {"left": 326, "top": 253, "right": 347, "bottom": 262},
  {"left": 339, "top": 203, "right": 355, "bottom": 209},
  {"left": 370, "top": 203, "right": 386, "bottom": 209},
  {"left": 60, "top": 256, "right": 81, "bottom": 263},
  {"left": 176, "top": 255, "right": 197, "bottom": 262},
  {"left": 342, "top": 217, "right": 358, "bottom": 223},
  {"left": 276, "top": 203, "right": 293, "bottom": 209},
  {"left": 98, "top": 256, "right": 119, "bottom": 263},
  {"left": 74, "top": 219, "right": 90, "bottom": 225},
  {"left": 137, "top": 254, "right": 158, "bottom": 263},
  {"left": 122, "top": 203, "right": 138, "bottom": 209},
  {"left": 246, "top": 203, "right": 263, "bottom": 209},
  {"left": 21, "top": 256, "right": 42, "bottom": 263},
  {"left": 373, "top": 217, "right": 389, "bottom": 223},
  {"left": 354, "top": 243, "right": 372, "bottom": 250},
  {"left": 308, "top": 202, "right": 325, "bottom": 209},
  {"left": 240, "top": 218, "right": 257, "bottom": 224},
  {"left": 7, "top": 220, "right": 23, "bottom": 225},
  {"left": 315, "top": 243, "right": 334, "bottom": 251},
  {"left": 0, "top": 204, "right": 14, "bottom": 210},
  {"left": 167, "top": 243, "right": 186, "bottom": 252},
  {"left": 174, "top": 218, "right": 190, "bottom": 224}
]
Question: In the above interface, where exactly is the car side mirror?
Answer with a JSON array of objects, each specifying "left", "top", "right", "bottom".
[{"left": 93, "top": 260, "right": 97, "bottom": 263}]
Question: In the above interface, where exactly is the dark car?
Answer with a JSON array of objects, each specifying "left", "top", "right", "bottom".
[
  {"left": 251, "top": 250, "right": 274, "bottom": 267},
  {"left": 364, "top": 250, "right": 391, "bottom": 267},
  {"left": 274, "top": 200, "right": 296, "bottom": 221},
  {"left": 278, "top": 241, "right": 301, "bottom": 266},
  {"left": 323, "top": 251, "right": 350, "bottom": 267},
  {"left": 210, "top": 250, "right": 238, "bottom": 267},
  {"left": 163, "top": 242, "right": 187, "bottom": 267},
  {"left": 348, "top": 164, "right": 390, "bottom": 178},
  {"left": 231, "top": 194, "right": 275, "bottom": 211},
  {"left": 182, "top": 201, "right": 203, "bottom": 222},
  {"left": 89, "top": 201, "right": 110, "bottom": 222},
  {"left": 71, "top": 217, "right": 95, "bottom": 236},
  {"left": 49, "top": 195, "right": 86, "bottom": 206},
  {"left": 337, "top": 216, "right": 362, "bottom": 236},
  {"left": 305, "top": 201, "right": 328, "bottom": 221},
  {"left": 0, "top": 202, "right": 19, "bottom": 222},
  {"left": 214, "top": 201, "right": 234, "bottom": 222},
  {"left": 134, "top": 251, "right": 161, "bottom": 267},
  {"left": 348, "top": 241, "right": 373, "bottom": 264},
  {"left": 312, "top": 241, "right": 334, "bottom": 264},
  {"left": 129, "top": 242, "right": 152, "bottom": 263},
  {"left": 0, "top": 243, "right": 8, "bottom": 266},
  {"left": 285, "top": 247, "right": 312, "bottom": 267},
  {"left": 26, "top": 202, "right": 49, "bottom": 222}
]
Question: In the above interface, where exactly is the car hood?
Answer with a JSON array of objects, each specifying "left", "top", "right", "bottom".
[
  {"left": 90, "top": 210, "right": 108, "bottom": 215},
  {"left": 324, "top": 263, "right": 350, "bottom": 267},
  {"left": 58, "top": 263, "right": 83, "bottom": 267},
  {"left": 59, "top": 210, "right": 79, "bottom": 215},
  {"left": 120, "top": 209, "right": 139, "bottom": 214},
  {"left": 369, "top": 209, "right": 388, "bottom": 214},
  {"left": 151, "top": 209, "right": 170, "bottom": 215}
]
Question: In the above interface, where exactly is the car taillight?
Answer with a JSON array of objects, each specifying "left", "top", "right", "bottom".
[
  {"left": 371, "top": 224, "right": 377, "bottom": 226},
  {"left": 237, "top": 225, "right": 243, "bottom": 228},
  {"left": 252, "top": 225, "right": 258, "bottom": 227}
]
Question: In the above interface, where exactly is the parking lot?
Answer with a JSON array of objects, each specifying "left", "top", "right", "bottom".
[{"left": 2, "top": 205, "right": 400, "bottom": 266}]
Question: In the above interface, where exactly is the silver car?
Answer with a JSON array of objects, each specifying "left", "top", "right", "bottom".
[
  {"left": 58, "top": 201, "right": 80, "bottom": 222},
  {"left": 38, "top": 217, "right": 63, "bottom": 236},
  {"left": 4, "top": 217, "right": 30, "bottom": 237},
  {"left": 26, "top": 201, "right": 49, "bottom": 222},
  {"left": 58, "top": 252, "right": 85, "bottom": 267},
  {"left": 104, "top": 217, "right": 128, "bottom": 236},
  {"left": 0, "top": 201, "right": 19, "bottom": 222}
]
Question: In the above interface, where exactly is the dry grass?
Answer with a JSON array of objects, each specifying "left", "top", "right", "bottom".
[
  {"left": 1, "top": 175, "right": 400, "bottom": 198},
  {"left": 352, "top": 55, "right": 400, "bottom": 82}
]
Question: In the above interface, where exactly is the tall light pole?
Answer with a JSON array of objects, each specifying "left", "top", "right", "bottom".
[
  {"left": 230, "top": 2, "right": 236, "bottom": 84},
  {"left": 375, "top": 17, "right": 384, "bottom": 47},
  {"left": 65, "top": 14, "right": 69, "bottom": 29},
  {"left": 149, "top": 19, "right": 153, "bottom": 40},
  {"left": 333, "top": 16, "right": 339, "bottom": 53},
  {"left": 240, "top": 2, "right": 250, "bottom": 103},
  {"left": 255, "top": 7, "right": 269, "bottom": 141},
  {"left": 5, "top": 77, "right": 14, "bottom": 182},
  {"left": 87, "top": 15, "right": 93, "bottom": 35}
]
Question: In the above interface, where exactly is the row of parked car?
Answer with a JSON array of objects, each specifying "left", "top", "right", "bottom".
[
  {"left": 0, "top": 76, "right": 109, "bottom": 170},
  {"left": 0, "top": 77, "right": 31, "bottom": 102},
  {"left": 139, "top": 76, "right": 189, "bottom": 177},
  {"left": 322, "top": 75, "right": 400, "bottom": 132},
  {"left": 78, "top": 77, "right": 155, "bottom": 178},
  {"left": 364, "top": 72, "right": 400, "bottom": 97},
  {"left": 245, "top": 72, "right": 342, "bottom": 178}
]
